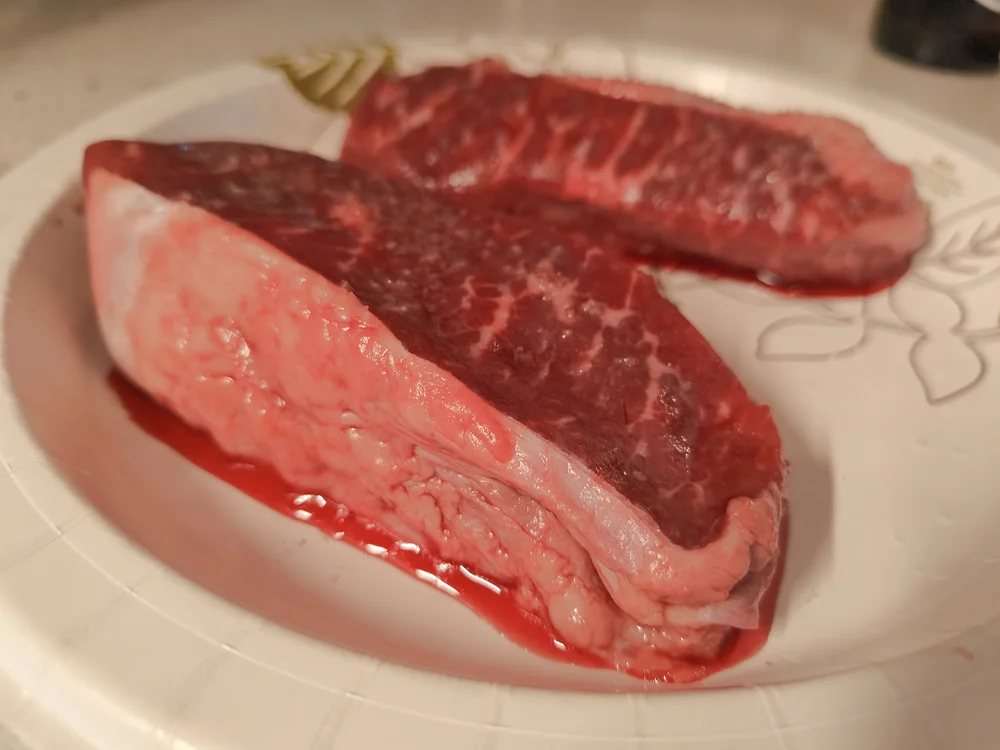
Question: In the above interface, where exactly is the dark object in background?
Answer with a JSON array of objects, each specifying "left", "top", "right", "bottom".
[{"left": 874, "top": 0, "right": 1000, "bottom": 72}]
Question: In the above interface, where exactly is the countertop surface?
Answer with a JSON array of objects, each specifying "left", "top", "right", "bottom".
[
  {"left": 0, "top": 0, "right": 997, "bottom": 180},
  {"left": 0, "top": 1, "right": 997, "bottom": 747}
]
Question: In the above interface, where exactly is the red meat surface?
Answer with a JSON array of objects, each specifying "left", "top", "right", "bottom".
[
  {"left": 342, "top": 60, "right": 929, "bottom": 290},
  {"left": 84, "top": 140, "right": 785, "bottom": 679}
]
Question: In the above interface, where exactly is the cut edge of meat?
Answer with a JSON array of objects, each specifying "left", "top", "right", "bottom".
[
  {"left": 84, "top": 139, "right": 787, "bottom": 553},
  {"left": 84, "top": 159, "right": 784, "bottom": 649}
]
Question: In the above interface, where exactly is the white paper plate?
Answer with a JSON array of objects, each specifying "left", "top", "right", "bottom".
[{"left": 1, "top": 35, "right": 999, "bottom": 750}]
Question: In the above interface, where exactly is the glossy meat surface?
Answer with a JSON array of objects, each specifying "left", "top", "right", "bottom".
[
  {"left": 343, "top": 60, "right": 929, "bottom": 289},
  {"left": 84, "top": 140, "right": 785, "bottom": 678}
]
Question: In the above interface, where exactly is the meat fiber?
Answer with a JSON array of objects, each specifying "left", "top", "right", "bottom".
[
  {"left": 342, "top": 59, "right": 930, "bottom": 290},
  {"left": 83, "top": 140, "right": 784, "bottom": 680}
]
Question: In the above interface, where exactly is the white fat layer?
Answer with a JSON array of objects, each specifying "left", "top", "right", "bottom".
[
  {"left": 91, "top": 176, "right": 176, "bottom": 370},
  {"left": 88, "top": 171, "right": 780, "bottom": 632}
]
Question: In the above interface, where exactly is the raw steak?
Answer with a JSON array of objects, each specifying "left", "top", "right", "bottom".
[
  {"left": 342, "top": 59, "right": 930, "bottom": 290},
  {"left": 84, "top": 140, "right": 785, "bottom": 680}
]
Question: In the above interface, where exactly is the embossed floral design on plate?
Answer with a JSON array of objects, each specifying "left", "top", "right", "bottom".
[{"left": 674, "top": 191, "right": 1000, "bottom": 405}]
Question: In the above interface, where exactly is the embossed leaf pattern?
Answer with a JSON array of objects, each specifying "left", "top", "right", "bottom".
[
  {"left": 911, "top": 156, "right": 963, "bottom": 200},
  {"left": 261, "top": 44, "right": 398, "bottom": 112},
  {"left": 889, "top": 282, "right": 964, "bottom": 334},
  {"left": 910, "top": 336, "right": 986, "bottom": 404},
  {"left": 757, "top": 316, "right": 867, "bottom": 361},
  {"left": 863, "top": 293, "right": 909, "bottom": 333},
  {"left": 915, "top": 200, "right": 1000, "bottom": 290}
]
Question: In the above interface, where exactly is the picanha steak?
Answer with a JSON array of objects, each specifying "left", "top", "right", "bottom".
[
  {"left": 84, "top": 140, "right": 785, "bottom": 681},
  {"left": 342, "top": 59, "right": 930, "bottom": 291}
]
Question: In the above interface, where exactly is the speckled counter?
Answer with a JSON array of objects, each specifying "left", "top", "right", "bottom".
[{"left": 0, "top": 0, "right": 997, "bottom": 181}]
